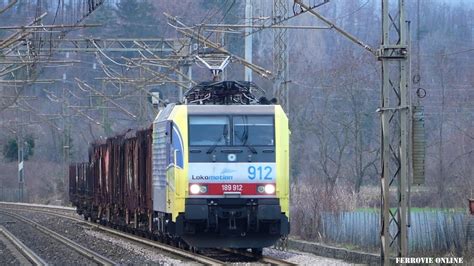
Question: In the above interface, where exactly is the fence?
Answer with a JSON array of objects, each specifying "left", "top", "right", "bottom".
[
  {"left": 318, "top": 211, "right": 467, "bottom": 255},
  {"left": 0, "top": 187, "right": 29, "bottom": 202}
]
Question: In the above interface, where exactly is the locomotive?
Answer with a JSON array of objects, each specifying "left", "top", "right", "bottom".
[{"left": 69, "top": 80, "right": 290, "bottom": 254}]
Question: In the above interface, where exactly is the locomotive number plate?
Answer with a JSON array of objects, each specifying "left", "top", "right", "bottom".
[{"left": 222, "top": 184, "right": 243, "bottom": 192}]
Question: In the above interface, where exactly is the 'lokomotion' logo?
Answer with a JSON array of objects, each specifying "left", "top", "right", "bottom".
[
  {"left": 221, "top": 167, "right": 236, "bottom": 175},
  {"left": 191, "top": 175, "right": 233, "bottom": 181}
]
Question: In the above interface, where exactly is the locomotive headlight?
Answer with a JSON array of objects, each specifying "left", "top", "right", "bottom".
[
  {"left": 264, "top": 184, "right": 275, "bottom": 194},
  {"left": 190, "top": 184, "right": 207, "bottom": 194},
  {"left": 190, "top": 184, "right": 201, "bottom": 194},
  {"left": 257, "top": 185, "right": 265, "bottom": 193}
]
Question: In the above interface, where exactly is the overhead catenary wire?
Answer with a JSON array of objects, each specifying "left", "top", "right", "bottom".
[
  {"left": 91, "top": 40, "right": 131, "bottom": 67},
  {"left": 0, "top": 0, "right": 18, "bottom": 15},
  {"left": 293, "top": 0, "right": 376, "bottom": 55},
  {"left": 165, "top": 12, "right": 272, "bottom": 79},
  {"left": 75, "top": 78, "right": 137, "bottom": 119}
]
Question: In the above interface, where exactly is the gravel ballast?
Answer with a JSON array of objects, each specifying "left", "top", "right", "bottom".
[
  {"left": 11, "top": 209, "right": 191, "bottom": 265},
  {"left": 0, "top": 238, "right": 22, "bottom": 265},
  {"left": 0, "top": 212, "right": 97, "bottom": 265},
  {"left": 264, "top": 247, "right": 358, "bottom": 265}
]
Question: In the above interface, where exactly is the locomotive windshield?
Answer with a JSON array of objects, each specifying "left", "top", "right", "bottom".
[
  {"left": 189, "top": 115, "right": 274, "bottom": 146},
  {"left": 233, "top": 115, "right": 274, "bottom": 146},
  {"left": 189, "top": 116, "right": 230, "bottom": 146}
]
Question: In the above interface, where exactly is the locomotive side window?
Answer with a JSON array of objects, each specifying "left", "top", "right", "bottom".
[
  {"left": 189, "top": 116, "right": 230, "bottom": 146},
  {"left": 233, "top": 115, "right": 274, "bottom": 146}
]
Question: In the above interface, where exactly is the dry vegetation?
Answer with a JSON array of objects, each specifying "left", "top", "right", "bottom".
[
  {"left": 0, "top": 1, "right": 472, "bottom": 213},
  {"left": 0, "top": 160, "right": 64, "bottom": 204}
]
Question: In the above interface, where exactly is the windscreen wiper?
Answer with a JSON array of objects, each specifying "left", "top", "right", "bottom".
[
  {"left": 238, "top": 133, "right": 257, "bottom": 154},
  {"left": 207, "top": 125, "right": 228, "bottom": 154},
  {"left": 239, "top": 117, "right": 257, "bottom": 154},
  {"left": 207, "top": 135, "right": 223, "bottom": 154},
  {"left": 245, "top": 142, "right": 257, "bottom": 154}
]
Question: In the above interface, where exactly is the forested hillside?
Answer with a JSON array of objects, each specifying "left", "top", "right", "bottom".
[{"left": 0, "top": 0, "right": 472, "bottom": 211}]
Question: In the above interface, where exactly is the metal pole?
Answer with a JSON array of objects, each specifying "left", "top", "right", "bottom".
[
  {"left": 187, "top": 63, "right": 193, "bottom": 90},
  {"left": 221, "top": 33, "right": 227, "bottom": 81},
  {"left": 245, "top": 0, "right": 253, "bottom": 82},
  {"left": 399, "top": 0, "right": 409, "bottom": 256},
  {"left": 62, "top": 86, "right": 71, "bottom": 202},
  {"left": 17, "top": 136, "right": 24, "bottom": 202},
  {"left": 407, "top": 20, "right": 413, "bottom": 232},
  {"left": 379, "top": 0, "right": 410, "bottom": 263},
  {"left": 178, "top": 66, "right": 184, "bottom": 100},
  {"left": 16, "top": 104, "right": 24, "bottom": 203},
  {"left": 273, "top": 0, "right": 289, "bottom": 112},
  {"left": 380, "top": 0, "right": 391, "bottom": 257},
  {"left": 380, "top": 0, "right": 391, "bottom": 259}
]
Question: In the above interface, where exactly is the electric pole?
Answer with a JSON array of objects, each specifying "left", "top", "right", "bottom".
[
  {"left": 273, "top": 0, "right": 289, "bottom": 112},
  {"left": 293, "top": 0, "right": 417, "bottom": 262},
  {"left": 174, "top": 38, "right": 193, "bottom": 101},
  {"left": 62, "top": 85, "right": 71, "bottom": 203},
  {"left": 17, "top": 107, "right": 24, "bottom": 203},
  {"left": 245, "top": 0, "right": 253, "bottom": 82},
  {"left": 377, "top": 0, "right": 410, "bottom": 263}
]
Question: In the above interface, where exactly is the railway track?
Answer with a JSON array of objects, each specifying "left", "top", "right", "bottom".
[
  {"left": 0, "top": 209, "right": 116, "bottom": 265},
  {"left": 0, "top": 202, "right": 296, "bottom": 265},
  {"left": 223, "top": 248, "right": 297, "bottom": 265},
  {"left": 0, "top": 225, "right": 47, "bottom": 266}
]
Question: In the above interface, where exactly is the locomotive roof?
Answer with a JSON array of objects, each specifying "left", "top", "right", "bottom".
[
  {"left": 187, "top": 104, "right": 275, "bottom": 115},
  {"left": 183, "top": 80, "right": 276, "bottom": 105}
]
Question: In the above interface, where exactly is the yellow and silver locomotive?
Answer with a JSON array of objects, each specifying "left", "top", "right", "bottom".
[{"left": 154, "top": 81, "right": 290, "bottom": 253}]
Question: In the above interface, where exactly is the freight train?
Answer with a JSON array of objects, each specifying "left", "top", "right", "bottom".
[{"left": 69, "top": 81, "right": 290, "bottom": 255}]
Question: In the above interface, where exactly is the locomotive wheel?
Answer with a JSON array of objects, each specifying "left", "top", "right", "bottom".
[
  {"left": 158, "top": 235, "right": 164, "bottom": 242},
  {"left": 178, "top": 240, "right": 188, "bottom": 250},
  {"left": 251, "top": 248, "right": 263, "bottom": 257},
  {"left": 146, "top": 232, "right": 153, "bottom": 240},
  {"left": 172, "top": 239, "right": 178, "bottom": 247}
]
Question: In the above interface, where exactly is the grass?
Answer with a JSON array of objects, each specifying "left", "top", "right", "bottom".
[
  {"left": 340, "top": 243, "right": 358, "bottom": 250},
  {"left": 354, "top": 207, "right": 464, "bottom": 213}
]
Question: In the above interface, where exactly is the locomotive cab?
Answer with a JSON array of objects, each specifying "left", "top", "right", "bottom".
[{"left": 177, "top": 105, "right": 289, "bottom": 249}]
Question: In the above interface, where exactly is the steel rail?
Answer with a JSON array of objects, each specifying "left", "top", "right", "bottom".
[
  {"left": 0, "top": 201, "right": 76, "bottom": 211},
  {"left": 260, "top": 255, "right": 298, "bottom": 265},
  {"left": 0, "top": 210, "right": 116, "bottom": 266},
  {"left": 0, "top": 225, "right": 48, "bottom": 266},
  {"left": 223, "top": 248, "right": 297, "bottom": 265},
  {"left": 87, "top": 223, "right": 225, "bottom": 265},
  {"left": 0, "top": 204, "right": 224, "bottom": 265}
]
